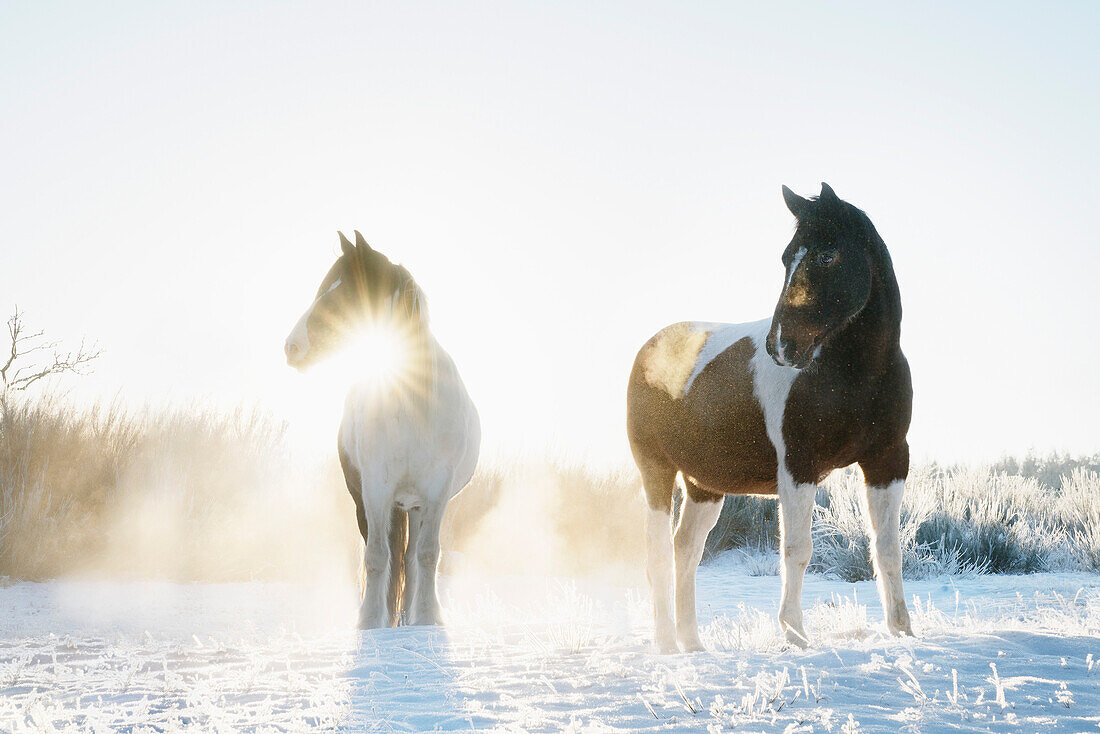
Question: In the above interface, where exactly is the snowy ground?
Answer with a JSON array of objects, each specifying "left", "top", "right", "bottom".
[{"left": 2, "top": 556, "right": 1099, "bottom": 733}]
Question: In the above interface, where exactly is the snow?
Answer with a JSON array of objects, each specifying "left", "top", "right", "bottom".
[{"left": 2, "top": 557, "right": 1099, "bottom": 733}]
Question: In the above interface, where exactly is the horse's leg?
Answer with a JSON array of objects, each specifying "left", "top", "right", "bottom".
[
  {"left": 860, "top": 447, "right": 913, "bottom": 636},
  {"left": 638, "top": 455, "right": 678, "bottom": 653},
  {"left": 673, "top": 480, "right": 723, "bottom": 652},
  {"left": 402, "top": 508, "right": 422, "bottom": 619},
  {"left": 408, "top": 503, "right": 445, "bottom": 626},
  {"left": 777, "top": 476, "right": 815, "bottom": 647},
  {"left": 338, "top": 437, "right": 375, "bottom": 622},
  {"left": 357, "top": 499, "right": 394, "bottom": 630}
]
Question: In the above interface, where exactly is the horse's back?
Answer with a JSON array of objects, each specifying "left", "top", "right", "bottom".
[{"left": 628, "top": 319, "right": 780, "bottom": 496}]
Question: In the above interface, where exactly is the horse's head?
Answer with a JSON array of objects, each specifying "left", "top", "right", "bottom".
[
  {"left": 284, "top": 231, "right": 427, "bottom": 370},
  {"left": 766, "top": 183, "right": 875, "bottom": 369}
]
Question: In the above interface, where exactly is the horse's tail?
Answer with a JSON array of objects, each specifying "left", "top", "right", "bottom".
[{"left": 387, "top": 507, "right": 409, "bottom": 626}]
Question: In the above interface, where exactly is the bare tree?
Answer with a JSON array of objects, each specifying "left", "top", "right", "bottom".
[{"left": 1, "top": 307, "right": 102, "bottom": 394}]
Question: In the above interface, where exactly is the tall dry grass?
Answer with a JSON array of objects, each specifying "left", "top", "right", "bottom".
[
  {"left": 1, "top": 391, "right": 1098, "bottom": 582},
  {"left": 0, "top": 393, "right": 356, "bottom": 581}
]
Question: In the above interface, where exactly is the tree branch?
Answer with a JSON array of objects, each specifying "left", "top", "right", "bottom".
[{"left": 1, "top": 307, "right": 102, "bottom": 393}]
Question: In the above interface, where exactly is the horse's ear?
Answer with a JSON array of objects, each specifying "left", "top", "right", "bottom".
[
  {"left": 782, "top": 185, "right": 809, "bottom": 218},
  {"left": 819, "top": 182, "right": 838, "bottom": 203},
  {"left": 338, "top": 231, "right": 354, "bottom": 256},
  {"left": 354, "top": 230, "right": 371, "bottom": 252}
]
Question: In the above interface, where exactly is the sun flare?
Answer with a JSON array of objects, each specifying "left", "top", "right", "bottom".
[
  {"left": 284, "top": 319, "right": 423, "bottom": 448},
  {"left": 281, "top": 321, "right": 418, "bottom": 453},
  {"left": 342, "top": 322, "right": 410, "bottom": 389}
]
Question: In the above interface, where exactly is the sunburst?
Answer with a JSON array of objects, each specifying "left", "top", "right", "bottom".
[{"left": 342, "top": 322, "right": 410, "bottom": 389}]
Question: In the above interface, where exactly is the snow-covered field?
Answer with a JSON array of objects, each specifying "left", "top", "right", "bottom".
[{"left": 2, "top": 556, "right": 1099, "bottom": 733}]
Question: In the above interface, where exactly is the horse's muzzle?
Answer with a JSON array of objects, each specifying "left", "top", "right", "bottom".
[
  {"left": 767, "top": 329, "right": 818, "bottom": 370},
  {"left": 284, "top": 340, "right": 309, "bottom": 370},
  {"left": 772, "top": 349, "right": 812, "bottom": 370}
]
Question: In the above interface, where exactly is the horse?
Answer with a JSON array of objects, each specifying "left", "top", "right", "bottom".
[
  {"left": 284, "top": 231, "right": 480, "bottom": 629},
  {"left": 626, "top": 183, "right": 913, "bottom": 651}
]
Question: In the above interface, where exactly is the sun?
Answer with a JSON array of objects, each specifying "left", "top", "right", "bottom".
[{"left": 341, "top": 322, "right": 410, "bottom": 389}]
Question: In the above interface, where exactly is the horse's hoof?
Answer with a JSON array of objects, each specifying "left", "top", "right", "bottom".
[
  {"left": 783, "top": 626, "right": 810, "bottom": 649},
  {"left": 357, "top": 615, "right": 390, "bottom": 630},
  {"left": 887, "top": 608, "right": 914, "bottom": 637},
  {"left": 677, "top": 633, "right": 706, "bottom": 653},
  {"left": 408, "top": 605, "right": 444, "bottom": 627},
  {"left": 654, "top": 636, "right": 679, "bottom": 654}
]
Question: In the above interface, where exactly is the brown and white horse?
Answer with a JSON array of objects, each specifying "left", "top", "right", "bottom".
[
  {"left": 627, "top": 183, "right": 913, "bottom": 651},
  {"left": 285, "top": 231, "right": 480, "bottom": 629}
]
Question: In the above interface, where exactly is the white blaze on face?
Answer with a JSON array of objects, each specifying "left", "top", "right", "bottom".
[
  {"left": 772, "top": 247, "right": 808, "bottom": 366},
  {"left": 285, "top": 278, "right": 341, "bottom": 365},
  {"left": 785, "top": 247, "right": 815, "bottom": 308},
  {"left": 786, "top": 247, "right": 807, "bottom": 289}
]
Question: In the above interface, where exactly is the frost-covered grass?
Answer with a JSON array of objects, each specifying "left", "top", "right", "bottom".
[
  {"left": 707, "top": 464, "right": 1100, "bottom": 580},
  {"left": 2, "top": 562, "right": 1099, "bottom": 732}
]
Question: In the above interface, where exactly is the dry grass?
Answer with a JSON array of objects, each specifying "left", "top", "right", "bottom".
[
  {"left": 0, "top": 393, "right": 355, "bottom": 581},
  {"left": 0, "top": 394, "right": 644, "bottom": 582},
  {"left": 1, "top": 391, "right": 1098, "bottom": 582}
]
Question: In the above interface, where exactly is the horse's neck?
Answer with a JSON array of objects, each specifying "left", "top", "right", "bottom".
[
  {"left": 830, "top": 250, "right": 903, "bottom": 374},
  {"left": 408, "top": 326, "right": 441, "bottom": 400}
]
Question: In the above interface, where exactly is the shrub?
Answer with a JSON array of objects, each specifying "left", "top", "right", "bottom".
[{"left": 704, "top": 462, "right": 1100, "bottom": 580}]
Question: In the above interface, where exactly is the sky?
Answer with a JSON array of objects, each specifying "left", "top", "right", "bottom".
[{"left": 2, "top": 1, "right": 1098, "bottom": 467}]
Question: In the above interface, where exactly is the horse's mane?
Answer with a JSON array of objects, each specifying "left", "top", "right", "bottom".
[{"left": 392, "top": 263, "right": 430, "bottom": 326}]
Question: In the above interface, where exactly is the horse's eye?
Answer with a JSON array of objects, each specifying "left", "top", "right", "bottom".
[{"left": 816, "top": 251, "right": 838, "bottom": 267}]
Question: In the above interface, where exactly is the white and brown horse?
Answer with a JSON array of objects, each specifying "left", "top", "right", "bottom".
[
  {"left": 285, "top": 231, "right": 480, "bottom": 629},
  {"left": 627, "top": 183, "right": 913, "bottom": 651}
]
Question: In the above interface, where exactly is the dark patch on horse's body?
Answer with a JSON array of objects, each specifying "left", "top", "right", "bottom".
[
  {"left": 338, "top": 428, "right": 368, "bottom": 543},
  {"left": 782, "top": 338, "right": 912, "bottom": 486},
  {"left": 777, "top": 196, "right": 912, "bottom": 486},
  {"left": 628, "top": 335, "right": 777, "bottom": 508}
]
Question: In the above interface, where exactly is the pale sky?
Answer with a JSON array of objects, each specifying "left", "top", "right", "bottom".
[{"left": 2, "top": 1, "right": 1098, "bottom": 467}]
